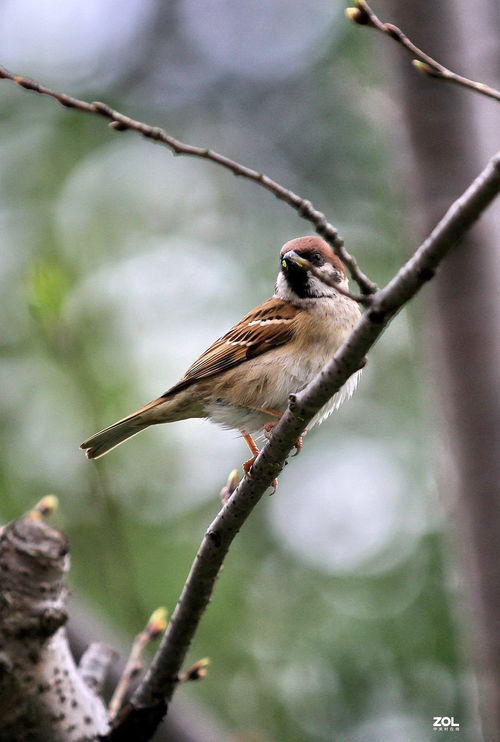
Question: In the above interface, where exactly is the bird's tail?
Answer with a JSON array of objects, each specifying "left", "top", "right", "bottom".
[
  {"left": 80, "top": 418, "right": 146, "bottom": 459},
  {"left": 81, "top": 397, "right": 164, "bottom": 459}
]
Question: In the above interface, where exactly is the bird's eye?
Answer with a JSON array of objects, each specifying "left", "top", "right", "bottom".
[{"left": 310, "top": 252, "right": 323, "bottom": 266}]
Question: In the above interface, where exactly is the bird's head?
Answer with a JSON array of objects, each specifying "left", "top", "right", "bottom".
[{"left": 276, "top": 236, "right": 348, "bottom": 300}]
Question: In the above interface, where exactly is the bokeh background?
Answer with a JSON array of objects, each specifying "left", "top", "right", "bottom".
[{"left": 0, "top": 1, "right": 498, "bottom": 741}]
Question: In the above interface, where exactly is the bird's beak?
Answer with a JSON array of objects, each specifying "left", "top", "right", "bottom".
[{"left": 281, "top": 250, "right": 305, "bottom": 269}]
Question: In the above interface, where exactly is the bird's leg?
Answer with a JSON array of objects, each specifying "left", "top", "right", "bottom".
[
  {"left": 256, "top": 407, "right": 283, "bottom": 419},
  {"left": 240, "top": 408, "right": 281, "bottom": 480},
  {"left": 241, "top": 431, "right": 278, "bottom": 492},
  {"left": 242, "top": 433, "right": 260, "bottom": 477}
]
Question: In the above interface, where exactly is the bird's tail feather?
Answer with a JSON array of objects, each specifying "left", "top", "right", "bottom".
[
  {"left": 80, "top": 396, "right": 168, "bottom": 459},
  {"left": 80, "top": 416, "right": 149, "bottom": 459}
]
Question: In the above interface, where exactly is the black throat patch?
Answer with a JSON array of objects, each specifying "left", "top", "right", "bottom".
[{"left": 282, "top": 263, "right": 315, "bottom": 298}]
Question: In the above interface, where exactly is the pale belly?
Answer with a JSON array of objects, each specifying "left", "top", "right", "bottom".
[{"left": 205, "top": 349, "right": 361, "bottom": 434}]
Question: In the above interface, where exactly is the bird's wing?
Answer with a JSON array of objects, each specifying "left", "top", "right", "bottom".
[{"left": 163, "top": 298, "right": 298, "bottom": 396}]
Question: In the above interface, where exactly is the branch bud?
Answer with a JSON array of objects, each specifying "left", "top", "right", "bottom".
[
  {"left": 146, "top": 607, "right": 168, "bottom": 639},
  {"left": 220, "top": 469, "right": 239, "bottom": 504},
  {"left": 180, "top": 657, "right": 211, "bottom": 683},
  {"left": 345, "top": 3, "right": 372, "bottom": 26},
  {"left": 412, "top": 60, "right": 439, "bottom": 78},
  {"left": 27, "top": 494, "right": 59, "bottom": 520}
]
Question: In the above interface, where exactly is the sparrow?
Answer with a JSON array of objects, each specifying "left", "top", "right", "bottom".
[{"left": 81, "top": 236, "right": 362, "bottom": 477}]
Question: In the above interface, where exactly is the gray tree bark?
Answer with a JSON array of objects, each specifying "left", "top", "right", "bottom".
[{"left": 0, "top": 514, "right": 109, "bottom": 741}]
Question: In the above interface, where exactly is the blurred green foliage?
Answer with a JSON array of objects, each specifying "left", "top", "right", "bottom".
[{"left": 0, "top": 2, "right": 476, "bottom": 740}]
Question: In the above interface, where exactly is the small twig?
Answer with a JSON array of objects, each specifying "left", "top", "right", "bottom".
[
  {"left": 108, "top": 608, "right": 167, "bottom": 721},
  {"left": 346, "top": 1, "right": 500, "bottom": 103},
  {"left": 79, "top": 642, "right": 118, "bottom": 696},
  {"left": 0, "top": 64, "right": 377, "bottom": 295},
  {"left": 290, "top": 255, "right": 372, "bottom": 305}
]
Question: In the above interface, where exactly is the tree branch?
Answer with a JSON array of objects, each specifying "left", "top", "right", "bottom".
[
  {"left": 109, "top": 609, "right": 167, "bottom": 720},
  {"left": 346, "top": 0, "right": 500, "bottom": 102},
  {"left": 0, "top": 63, "right": 376, "bottom": 295},
  {"left": 107, "top": 152, "right": 500, "bottom": 741}
]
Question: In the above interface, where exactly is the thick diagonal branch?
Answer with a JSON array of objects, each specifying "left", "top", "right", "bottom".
[{"left": 107, "top": 152, "right": 500, "bottom": 742}]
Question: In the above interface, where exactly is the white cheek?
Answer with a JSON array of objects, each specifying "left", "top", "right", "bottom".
[
  {"left": 274, "top": 271, "right": 295, "bottom": 301},
  {"left": 308, "top": 274, "right": 336, "bottom": 297}
]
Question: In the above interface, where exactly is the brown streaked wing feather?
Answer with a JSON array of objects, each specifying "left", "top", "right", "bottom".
[{"left": 162, "top": 298, "right": 298, "bottom": 397}]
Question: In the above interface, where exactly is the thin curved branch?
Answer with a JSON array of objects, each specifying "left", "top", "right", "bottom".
[
  {"left": 346, "top": 0, "right": 500, "bottom": 103},
  {"left": 0, "top": 64, "right": 376, "bottom": 295},
  {"left": 106, "top": 152, "right": 500, "bottom": 742}
]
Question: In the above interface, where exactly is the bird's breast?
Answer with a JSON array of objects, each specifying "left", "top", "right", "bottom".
[{"left": 204, "top": 295, "right": 361, "bottom": 433}]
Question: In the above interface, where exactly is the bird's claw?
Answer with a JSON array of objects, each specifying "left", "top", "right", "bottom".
[
  {"left": 243, "top": 455, "right": 278, "bottom": 493},
  {"left": 263, "top": 423, "right": 304, "bottom": 458},
  {"left": 263, "top": 422, "right": 276, "bottom": 440},
  {"left": 243, "top": 455, "right": 256, "bottom": 479}
]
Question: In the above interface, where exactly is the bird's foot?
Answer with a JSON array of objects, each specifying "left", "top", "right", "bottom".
[
  {"left": 263, "top": 422, "right": 304, "bottom": 457},
  {"left": 242, "top": 454, "right": 257, "bottom": 479},
  {"left": 292, "top": 434, "right": 304, "bottom": 457},
  {"left": 263, "top": 422, "right": 276, "bottom": 440},
  {"left": 242, "top": 454, "right": 278, "bottom": 493},
  {"left": 242, "top": 431, "right": 278, "bottom": 493}
]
